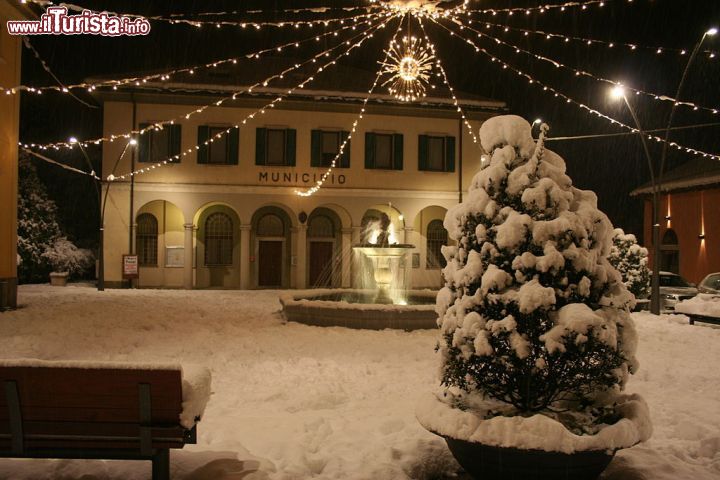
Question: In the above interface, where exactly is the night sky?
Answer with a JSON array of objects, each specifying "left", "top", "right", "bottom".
[{"left": 17, "top": 0, "right": 720, "bottom": 245}]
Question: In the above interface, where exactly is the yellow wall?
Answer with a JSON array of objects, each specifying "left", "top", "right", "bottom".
[
  {"left": 136, "top": 200, "right": 185, "bottom": 288},
  {"left": 0, "top": 3, "right": 25, "bottom": 308}
]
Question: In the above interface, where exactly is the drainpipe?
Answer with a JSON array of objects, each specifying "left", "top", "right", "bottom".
[{"left": 129, "top": 97, "right": 137, "bottom": 287}]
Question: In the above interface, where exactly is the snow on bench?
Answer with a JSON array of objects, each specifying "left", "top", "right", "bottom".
[
  {"left": 0, "top": 358, "right": 211, "bottom": 480},
  {"left": 675, "top": 295, "right": 720, "bottom": 326}
]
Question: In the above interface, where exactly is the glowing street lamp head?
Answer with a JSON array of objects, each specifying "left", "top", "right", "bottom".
[
  {"left": 68, "top": 136, "right": 78, "bottom": 144},
  {"left": 707, "top": 28, "right": 718, "bottom": 36},
  {"left": 610, "top": 85, "right": 626, "bottom": 100},
  {"left": 533, "top": 118, "right": 542, "bottom": 125},
  {"left": 129, "top": 138, "right": 138, "bottom": 146}
]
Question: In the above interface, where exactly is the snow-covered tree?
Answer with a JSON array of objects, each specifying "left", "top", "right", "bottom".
[
  {"left": 42, "top": 237, "right": 95, "bottom": 277},
  {"left": 436, "top": 116, "right": 638, "bottom": 427},
  {"left": 609, "top": 228, "right": 650, "bottom": 299},
  {"left": 17, "top": 156, "right": 62, "bottom": 282}
]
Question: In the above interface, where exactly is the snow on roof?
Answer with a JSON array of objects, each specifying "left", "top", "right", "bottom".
[{"left": 630, "top": 156, "right": 720, "bottom": 195}]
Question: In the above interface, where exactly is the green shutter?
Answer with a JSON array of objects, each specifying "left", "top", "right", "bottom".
[
  {"left": 169, "top": 124, "right": 182, "bottom": 163},
  {"left": 445, "top": 136, "right": 456, "bottom": 172},
  {"left": 418, "top": 135, "right": 428, "bottom": 171},
  {"left": 311, "top": 130, "right": 322, "bottom": 167},
  {"left": 286, "top": 128, "right": 296, "bottom": 166},
  {"left": 228, "top": 127, "right": 239, "bottom": 165},
  {"left": 393, "top": 133, "right": 404, "bottom": 170},
  {"left": 138, "top": 123, "right": 150, "bottom": 163},
  {"left": 255, "top": 128, "right": 266, "bottom": 165},
  {"left": 365, "top": 132, "right": 375, "bottom": 169},
  {"left": 197, "top": 126, "right": 209, "bottom": 164},
  {"left": 340, "top": 131, "right": 351, "bottom": 168}
]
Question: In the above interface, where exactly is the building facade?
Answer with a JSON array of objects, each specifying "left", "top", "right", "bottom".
[
  {"left": 0, "top": 2, "right": 35, "bottom": 309},
  {"left": 631, "top": 157, "right": 720, "bottom": 283},
  {"left": 99, "top": 76, "right": 505, "bottom": 290}
]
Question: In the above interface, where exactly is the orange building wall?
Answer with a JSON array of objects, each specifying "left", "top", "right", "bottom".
[{"left": 643, "top": 187, "right": 720, "bottom": 284}]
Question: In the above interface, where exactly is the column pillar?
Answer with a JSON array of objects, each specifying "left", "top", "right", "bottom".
[
  {"left": 239, "top": 224, "right": 251, "bottom": 290},
  {"left": 295, "top": 224, "right": 307, "bottom": 289},
  {"left": 183, "top": 223, "right": 194, "bottom": 289},
  {"left": 341, "top": 227, "right": 353, "bottom": 287}
]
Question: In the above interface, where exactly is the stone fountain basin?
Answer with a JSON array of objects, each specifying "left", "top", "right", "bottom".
[{"left": 279, "top": 289, "right": 438, "bottom": 331}]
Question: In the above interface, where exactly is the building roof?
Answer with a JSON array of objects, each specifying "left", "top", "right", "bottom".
[
  {"left": 630, "top": 156, "right": 720, "bottom": 195},
  {"left": 87, "top": 56, "right": 506, "bottom": 113}
]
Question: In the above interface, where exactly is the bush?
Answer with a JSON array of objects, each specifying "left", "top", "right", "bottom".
[
  {"left": 437, "top": 116, "right": 638, "bottom": 426},
  {"left": 609, "top": 228, "right": 651, "bottom": 299},
  {"left": 42, "top": 237, "right": 95, "bottom": 277}
]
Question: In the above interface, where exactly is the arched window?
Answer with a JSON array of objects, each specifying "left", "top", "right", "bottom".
[
  {"left": 136, "top": 213, "right": 158, "bottom": 266},
  {"left": 257, "top": 214, "right": 285, "bottom": 237},
  {"left": 308, "top": 215, "right": 335, "bottom": 238},
  {"left": 660, "top": 228, "right": 680, "bottom": 274},
  {"left": 426, "top": 219, "right": 448, "bottom": 269},
  {"left": 205, "top": 213, "right": 233, "bottom": 266}
]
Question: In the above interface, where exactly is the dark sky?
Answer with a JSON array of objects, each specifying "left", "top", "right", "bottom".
[{"left": 18, "top": 0, "right": 720, "bottom": 243}]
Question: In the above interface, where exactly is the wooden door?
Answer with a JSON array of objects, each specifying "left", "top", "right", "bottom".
[
  {"left": 309, "top": 241, "right": 334, "bottom": 287},
  {"left": 258, "top": 241, "right": 283, "bottom": 287}
]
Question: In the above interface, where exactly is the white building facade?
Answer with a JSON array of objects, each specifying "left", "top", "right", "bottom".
[{"left": 99, "top": 80, "right": 505, "bottom": 290}]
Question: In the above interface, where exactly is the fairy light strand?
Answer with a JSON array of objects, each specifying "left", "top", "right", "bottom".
[
  {"left": 297, "top": 14, "right": 406, "bottom": 197},
  {"left": 465, "top": 0, "right": 614, "bottom": 15},
  {"left": 444, "top": 16, "right": 720, "bottom": 115},
  {"left": 108, "top": 17, "right": 393, "bottom": 183},
  {"left": 21, "top": 147, "right": 100, "bottom": 180},
  {"left": 3, "top": 13, "right": 387, "bottom": 97},
  {"left": 21, "top": 15, "right": 390, "bottom": 151},
  {"left": 428, "top": 15, "right": 720, "bottom": 161},
  {"left": 26, "top": 0, "right": 381, "bottom": 29},
  {"left": 468, "top": 18, "right": 718, "bottom": 58},
  {"left": 416, "top": 16, "right": 480, "bottom": 147}
]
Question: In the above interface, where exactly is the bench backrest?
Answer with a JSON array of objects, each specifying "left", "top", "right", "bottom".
[{"left": 0, "top": 365, "right": 186, "bottom": 455}]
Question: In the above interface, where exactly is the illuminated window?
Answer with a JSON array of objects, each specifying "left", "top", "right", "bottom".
[
  {"left": 136, "top": 213, "right": 158, "bottom": 266},
  {"left": 205, "top": 213, "right": 233, "bottom": 266}
]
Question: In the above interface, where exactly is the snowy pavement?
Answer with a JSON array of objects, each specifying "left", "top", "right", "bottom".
[{"left": 1, "top": 285, "right": 719, "bottom": 480}]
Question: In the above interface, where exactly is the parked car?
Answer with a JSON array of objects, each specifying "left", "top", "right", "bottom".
[
  {"left": 698, "top": 272, "right": 720, "bottom": 294},
  {"left": 655, "top": 271, "right": 698, "bottom": 312}
]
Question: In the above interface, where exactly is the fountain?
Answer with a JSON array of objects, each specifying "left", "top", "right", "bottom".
[{"left": 280, "top": 213, "right": 438, "bottom": 330}]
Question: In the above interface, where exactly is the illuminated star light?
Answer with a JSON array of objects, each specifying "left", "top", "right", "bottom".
[{"left": 380, "top": 36, "right": 436, "bottom": 102}]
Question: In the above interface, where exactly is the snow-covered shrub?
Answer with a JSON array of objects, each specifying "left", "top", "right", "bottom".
[
  {"left": 609, "top": 228, "right": 650, "bottom": 299},
  {"left": 436, "top": 116, "right": 639, "bottom": 431},
  {"left": 42, "top": 237, "right": 95, "bottom": 277},
  {"left": 17, "top": 156, "right": 62, "bottom": 282}
]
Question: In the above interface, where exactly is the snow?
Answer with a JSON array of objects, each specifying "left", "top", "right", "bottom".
[
  {"left": 479, "top": 114, "right": 536, "bottom": 158},
  {"left": 0, "top": 285, "right": 718, "bottom": 479},
  {"left": 676, "top": 294, "right": 720, "bottom": 318},
  {"left": 416, "top": 392, "right": 651, "bottom": 453}
]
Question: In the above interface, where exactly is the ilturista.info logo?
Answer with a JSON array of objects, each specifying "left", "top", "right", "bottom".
[{"left": 7, "top": 6, "right": 151, "bottom": 36}]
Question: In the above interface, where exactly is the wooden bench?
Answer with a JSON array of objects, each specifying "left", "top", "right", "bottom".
[
  {"left": 687, "top": 313, "right": 720, "bottom": 326},
  {"left": 0, "top": 363, "right": 199, "bottom": 480}
]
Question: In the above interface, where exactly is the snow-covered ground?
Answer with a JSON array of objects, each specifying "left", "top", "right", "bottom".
[{"left": 1, "top": 285, "right": 718, "bottom": 480}]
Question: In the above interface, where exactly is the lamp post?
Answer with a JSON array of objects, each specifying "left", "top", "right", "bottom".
[
  {"left": 609, "top": 86, "right": 661, "bottom": 314},
  {"left": 69, "top": 137, "right": 104, "bottom": 291},
  {"left": 70, "top": 137, "right": 136, "bottom": 292}
]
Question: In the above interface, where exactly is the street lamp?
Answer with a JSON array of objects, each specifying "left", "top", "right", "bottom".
[
  {"left": 608, "top": 85, "right": 661, "bottom": 314},
  {"left": 70, "top": 137, "right": 104, "bottom": 291}
]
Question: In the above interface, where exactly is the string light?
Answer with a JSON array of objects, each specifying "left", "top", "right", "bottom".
[
  {"left": 21, "top": 147, "right": 100, "bottom": 180},
  {"left": 3, "top": 14, "right": 388, "bottom": 97},
  {"left": 443, "top": 16, "right": 720, "bottom": 115},
  {"left": 380, "top": 35, "right": 436, "bottom": 102},
  {"left": 427, "top": 16, "right": 720, "bottom": 161},
  {"left": 21, "top": 16, "right": 390, "bottom": 151},
  {"left": 297, "top": 14, "right": 405, "bottom": 197},
  {"left": 25, "top": 0, "right": 381, "bottom": 29},
  {"left": 467, "top": 19, "right": 718, "bottom": 58},
  {"left": 416, "top": 16, "right": 480, "bottom": 147},
  {"left": 465, "top": 0, "right": 613, "bottom": 16},
  {"left": 108, "top": 17, "right": 395, "bottom": 183}
]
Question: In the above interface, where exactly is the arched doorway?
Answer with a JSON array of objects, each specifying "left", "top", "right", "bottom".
[
  {"left": 426, "top": 219, "right": 448, "bottom": 269},
  {"left": 307, "top": 208, "right": 341, "bottom": 287},
  {"left": 660, "top": 229, "right": 680, "bottom": 274},
  {"left": 196, "top": 204, "right": 241, "bottom": 288},
  {"left": 252, "top": 207, "right": 292, "bottom": 288}
]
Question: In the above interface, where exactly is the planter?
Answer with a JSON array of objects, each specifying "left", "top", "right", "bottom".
[
  {"left": 417, "top": 393, "right": 651, "bottom": 480},
  {"left": 441, "top": 435, "right": 614, "bottom": 480},
  {"left": 49, "top": 272, "right": 69, "bottom": 287}
]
